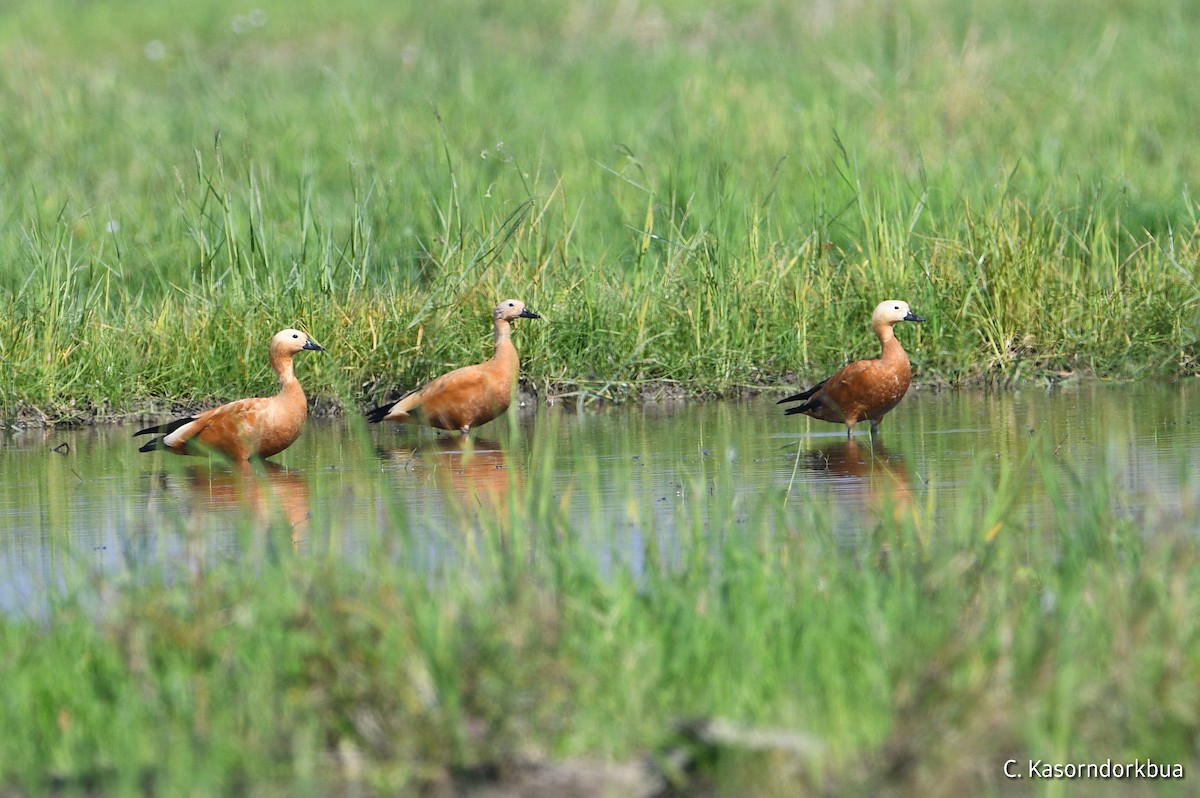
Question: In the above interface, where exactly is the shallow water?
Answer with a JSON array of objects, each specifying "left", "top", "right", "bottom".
[{"left": 2, "top": 382, "right": 1198, "bottom": 612}]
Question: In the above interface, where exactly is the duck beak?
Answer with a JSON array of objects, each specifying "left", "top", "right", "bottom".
[
  {"left": 303, "top": 339, "right": 325, "bottom": 351},
  {"left": 904, "top": 311, "right": 924, "bottom": 323},
  {"left": 519, "top": 308, "right": 541, "bottom": 320}
]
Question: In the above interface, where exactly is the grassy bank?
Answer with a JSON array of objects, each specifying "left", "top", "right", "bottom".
[
  {"left": 0, "top": 0, "right": 1198, "bottom": 424},
  {"left": 1, "top": 429, "right": 1197, "bottom": 796}
]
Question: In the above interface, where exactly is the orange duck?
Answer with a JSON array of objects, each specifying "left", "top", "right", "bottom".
[
  {"left": 365, "top": 299, "right": 540, "bottom": 436},
  {"left": 779, "top": 300, "right": 923, "bottom": 437},
  {"left": 135, "top": 328, "right": 324, "bottom": 460}
]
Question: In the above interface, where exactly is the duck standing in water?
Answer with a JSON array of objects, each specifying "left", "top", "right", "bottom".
[
  {"left": 134, "top": 328, "right": 324, "bottom": 460},
  {"left": 779, "top": 300, "right": 923, "bottom": 437},
  {"left": 366, "top": 299, "right": 540, "bottom": 436}
]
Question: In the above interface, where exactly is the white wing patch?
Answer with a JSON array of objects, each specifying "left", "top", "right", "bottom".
[{"left": 163, "top": 418, "right": 203, "bottom": 448}]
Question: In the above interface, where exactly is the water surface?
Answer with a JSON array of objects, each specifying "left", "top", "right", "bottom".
[{"left": 2, "top": 382, "right": 1197, "bottom": 611}]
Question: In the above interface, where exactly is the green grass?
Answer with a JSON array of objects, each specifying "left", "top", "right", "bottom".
[
  {"left": 1, "top": 428, "right": 1197, "bottom": 796},
  {"left": 4, "top": 6, "right": 1198, "bottom": 792},
  {"left": 1, "top": 0, "right": 1199, "bottom": 423}
]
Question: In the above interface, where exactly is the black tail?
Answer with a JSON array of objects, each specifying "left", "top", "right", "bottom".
[
  {"left": 777, "top": 379, "right": 826, "bottom": 406},
  {"left": 783, "top": 400, "right": 818, "bottom": 416},
  {"left": 138, "top": 436, "right": 166, "bottom": 453},
  {"left": 366, "top": 387, "right": 418, "bottom": 423},
  {"left": 364, "top": 403, "right": 392, "bottom": 424},
  {"left": 134, "top": 416, "right": 195, "bottom": 438}
]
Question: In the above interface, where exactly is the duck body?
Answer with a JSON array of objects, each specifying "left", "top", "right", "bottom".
[
  {"left": 779, "top": 300, "right": 923, "bottom": 436},
  {"left": 135, "top": 329, "right": 324, "bottom": 461},
  {"left": 366, "top": 299, "right": 539, "bottom": 436}
]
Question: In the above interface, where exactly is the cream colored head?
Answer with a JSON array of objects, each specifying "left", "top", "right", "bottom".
[
  {"left": 493, "top": 299, "right": 541, "bottom": 323},
  {"left": 871, "top": 300, "right": 924, "bottom": 328},
  {"left": 270, "top": 328, "right": 325, "bottom": 355}
]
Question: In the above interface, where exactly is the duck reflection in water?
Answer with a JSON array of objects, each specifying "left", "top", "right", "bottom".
[
  {"left": 379, "top": 436, "right": 515, "bottom": 519},
  {"left": 146, "top": 460, "right": 311, "bottom": 545},
  {"left": 790, "top": 437, "right": 914, "bottom": 523}
]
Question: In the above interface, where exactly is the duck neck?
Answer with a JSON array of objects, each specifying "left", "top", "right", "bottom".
[
  {"left": 271, "top": 350, "right": 301, "bottom": 396},
  {"left": 875, "top": 323, "right": 908, "bottom": 362},
  {"left": 492, "top": 318, "right": 520, "bottom": 383},
  {"left": 493, "top": 318, "right": 516, "bottom": 353},
  {"left": 873, "top": 320, "right": 894, "bottom": 345},
  {"left": 494, "top": 317, "right": 513, "bottom": 342}
]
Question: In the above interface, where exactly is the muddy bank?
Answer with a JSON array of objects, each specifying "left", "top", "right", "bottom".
[{"left": 0, "top": 368, "right": 1104, "bottom": 430}]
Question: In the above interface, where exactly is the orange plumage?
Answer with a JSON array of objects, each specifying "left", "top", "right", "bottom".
[
  {"left": 779, "top": 300, "right": 923, "bottom": 436},
  {"left": 134, "top": 328, "right": 324, "bottom": 460},
  {"left": 366, "top": 299, "right": 540, "bottom": 436}
]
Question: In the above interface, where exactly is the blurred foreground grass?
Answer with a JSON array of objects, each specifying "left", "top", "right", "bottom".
[{"left": 1, "top": 426, "right": 1198, "bottom": 796}]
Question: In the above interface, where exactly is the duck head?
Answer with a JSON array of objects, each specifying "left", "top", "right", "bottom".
[
  {"left": 872, "top": 300, "right": 924, "bottom": 327},
  {"left": 271, "top": 328, "right": 325, "bottom": 354},
  {"left": 494, "top": 299, "right": 541, "bottom": 322}
]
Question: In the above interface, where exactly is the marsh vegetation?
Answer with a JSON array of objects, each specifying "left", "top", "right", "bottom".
[
  {"left": 1, "top": 0, "right": 1199, "bottom": 423},
  {"left": 1, "top": 0, "right": 1199, "bottom": 795}
]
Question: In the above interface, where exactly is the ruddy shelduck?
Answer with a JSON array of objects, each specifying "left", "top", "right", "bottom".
[
  {"left": 365, "top": 299, "right": 540, "bottom": 435},
  {"left": 779, "top": 300, "right": 924, "bottom": 436},
  {"left": 135, "top": 328, "right": 324, "bottom": 460}
]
